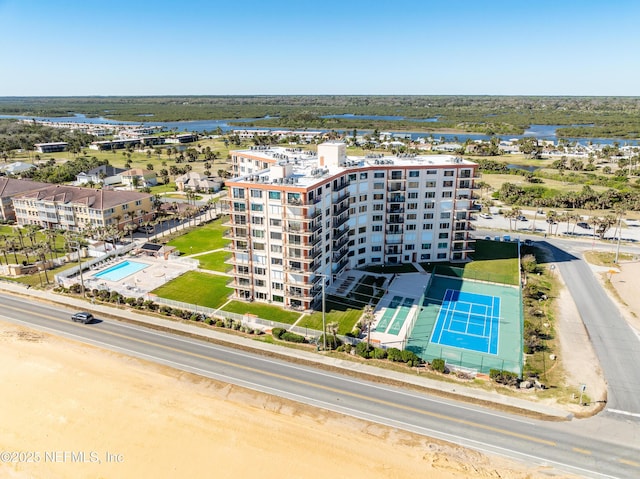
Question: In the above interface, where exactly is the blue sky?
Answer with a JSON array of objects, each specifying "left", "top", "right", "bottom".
[{"left": 1, "top": 0, "right": 639, "bottom": 96}]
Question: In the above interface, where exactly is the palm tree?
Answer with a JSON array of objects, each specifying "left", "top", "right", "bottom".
[
  {"left": 361, "top": 305, "right": 375, "bottom": 349},
  {"left": 327, "top": 321, "right": 339, "bottom": 350},
  {"left": 43, "top": 228, "right": 58, "bottom": 262},
  {"left": 546, "top": 210, "right": 558, "bottom": 236},
  {"left": 35, "top": 242, "right": 51, "bottom": 284}
]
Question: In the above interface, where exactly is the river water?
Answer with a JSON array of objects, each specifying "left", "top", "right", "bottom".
[{"left": 0, "top": 113, "right": 634, "bottom": 146}]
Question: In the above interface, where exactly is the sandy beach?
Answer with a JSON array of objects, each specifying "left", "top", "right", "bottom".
[{"left": 3, "top": 256, "right": 640, "bottom": 478}]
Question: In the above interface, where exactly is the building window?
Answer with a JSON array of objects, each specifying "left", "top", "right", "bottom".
[
  {"left": 391, "top": 171, "right": 403, "bottom": 180},
  {"left": 442, "top": 191, "right": 452, "bottom": 198},
  {"left": 358, "top": 247, "right": 366, "bottom": 254},
  {"left": 406, "top": 224, "right": 416, "bottom": 230},
  {"left": 423, "top": 223, "right": 433, "bottom": 230},
  {"left": 444, "top": 170, "right": 454, "bottom": 176},
  {"left": 438, "top": 242, "right": 448, "bottom": 249},
  {"left": 360, "top": 172, "right": 368, "bottom": 180},
  {"left": 358, "top": 205, "right": 367, "bottom": 213},
  {"left": 373, "top": 204, "right": 384, "bottom": 211},
  {"left": 348, "top": 173, "right": 357, "bottom": 181},
  {"left": 405, "top": 244, "right": 415, "bottom": 250},
  {"left": 250, "top": 203, "right": 263, "bottom": 212},
  {"left": 374, "top": 172, "right": 384, "bottom": 178},
  {"left": 359, "top": 226, "right": 366, "bottom": 233},
  {"left": 359, "top": 194, "right": 367, "bottom": 201},
  {"left": 409, "top": 170, "right": 420, "bottom": 177},
  {"left": 421, "top": 243, "right": 431, "bottom": 249},
  {"left": 373, "top": 193, "right": 384, "bottom": 200},
  {"left": 233, "top": 188, "right": 245, "bottom": 199},
  {"left": 424, "top": 213, "right": 434, "bottom": 219},
  {"left": 372, "top": 215, "right": 383, "bottom": 221},
  {"left": 440, "top": 212, "right": 451, "bottom": 219},
  {"left": 270, "top": 218, "right": 281, "bottom": 227},
  {"left": 407, "top": 213, "right": 417, "bottom": 220},
  {"left": 427, "top": 170, "right": 437, "bottom": 175},
  {"left": 268, "top": 191, "right": 281, "bottom": 200},
  {"left": 373, "top": 182, "right": 384, "bottom": 189},
  {"left": 420, "top": 253, "right": 431, "bottom": 260},
  {"left": 439, "top": 222, "right": 450, "bottom": 229},
  {"left": 437, "top": 253, "right": 447, "bottom": 259},
  {"left": 372, "top": 225, "right": 382, "bottom": 232},
  {"left": 438, "top": 232, "right": 449, "bottom": 239},
  {"left": 443, "top": 181, "right": 453, "bottom": 187},
  {"left": 250, "top": 189, "right": 263, "bottom": 198},
  {"left": 372, "top": 245, "right": 382, "bottom": 252},
  {"left": 407, "top": 203, "right": 417, "bottom": 210},
  {"left": 408, "top": 192, "right": 418, "bottom": 199},
  {"left": 272, "top": 282, "right": 283, "bottom": 290}
]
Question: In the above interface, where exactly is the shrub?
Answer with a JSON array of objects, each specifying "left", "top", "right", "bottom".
[
  {"left": 215, "top": 320, "right": 224, "bottom": 327},
  {"left": 489, "top": 369, "right": 520, "bottom": 386},
  {"left": 355, "top": 341, "right": 373, "bottom": 358},
  {"left": 386, "top": 348, "right": 403, "bottom": 362},
  {"left": 281, "top": 331, "right": 306, "bottom": 343},
  {"left": 271, "top": 327, "right": 286, "bottom": 339},
  {"left": 431, "top": 358, "right": 446, "bottom": 373},
  {"left": 372, "top": 347, "right": 387, "bottom": 360}
]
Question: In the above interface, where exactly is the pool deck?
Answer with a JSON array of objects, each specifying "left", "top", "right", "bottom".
[{"left": 85, "top": 254, "right": 197, "bottom": 299}]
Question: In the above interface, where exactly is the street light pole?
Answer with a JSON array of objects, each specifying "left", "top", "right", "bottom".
[
  {"left": 322, "top": 277, "right": 326, "bottom": 351},
  {"left": 614, "top": 215, "right": 622, "bottom": 264}
]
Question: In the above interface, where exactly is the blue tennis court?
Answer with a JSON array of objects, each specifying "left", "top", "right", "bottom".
[{"left": 430, "top": 289, "right": 500, "bottom": 355}]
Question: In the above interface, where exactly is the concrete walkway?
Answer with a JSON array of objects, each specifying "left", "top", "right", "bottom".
[{"left": 0, "top": 280, "right": 572, "bottom": 420}]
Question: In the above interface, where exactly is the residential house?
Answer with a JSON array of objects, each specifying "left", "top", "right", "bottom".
[
  {"left": 120, "top": 168, "right": 158, "bottom": 189},
  {"left": 175, "top": 172, "right": 222, "bottom": 193},
  {"left": 75, "top": 165, "right": 127, "bottom": 187}
]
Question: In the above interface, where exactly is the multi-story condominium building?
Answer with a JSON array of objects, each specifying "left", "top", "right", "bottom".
[
  {"left": 0, "top": 178, "right": 51, "bottom": 221},
  {"left": 12, "top": 183, "right": 154, "bottom": 232},
  {"left": 225, "top": 142, "right": 478, "bottom": 310}
]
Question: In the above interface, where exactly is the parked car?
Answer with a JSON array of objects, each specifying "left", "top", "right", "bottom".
[
  {"left": 71, "top": 312, "right": 94, "bottom": 324},
  {"left": 479, "top": 213, "right": 493, "bottom": 219},
  {"left": 516, "top": 215, "right": 528, "bottom": 221},
  {"left": 137, "top": 225, "right": 154, "bottom": 233},
  {"left": 577, "top": 222, "right": 591, "bottom": 229}
]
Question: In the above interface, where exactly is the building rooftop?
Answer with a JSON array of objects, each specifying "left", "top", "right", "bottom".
[
  {"left": 13, "top": 184, "right": 152, "bottom": 209},
  {"left": 231, "top": 146, "right": 476, "bottom": 189}
]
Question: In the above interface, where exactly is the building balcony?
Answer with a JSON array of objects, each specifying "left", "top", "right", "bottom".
[
  {"left": 387, "top": 195, "right": 405, "bottom": 203},
  {"left": 332, "top": 247, "right": 349, "bottom": 263},
  {"left": 332, "top": 235, "right": 349, "bottom": 251},
  {"left": 332, "top": 214, "right": 349, "bottom": 228},
  {"left": 288, "top": 240, "right": 312, "bottom": 250},
  {"left": 386, "top": 207, "right": 404, "bottom": 214},
  {"left": 333, "top": 181, "right": 350, "bottom": 193},
  {"left": 333, "top": 202, "right": 349, "bottom": 217},
  {"left": 287, "top": 289, "right": 314, "bottom": 300},
  {"left": 387, "top": 216, "right": 404, "bottom": 224},
  {"left": 227, "top": 279, "right": 252, "bottom": 290},
  {"left": 332, "top": 258, "right": 349, "bottom": 274},
  {"left": 333, "top": 225, "right": 349, "bottom": 239}
]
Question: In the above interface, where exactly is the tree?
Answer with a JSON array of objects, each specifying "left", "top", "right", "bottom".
[
  {"left": 327, "top": 321, "right": 339, "bottom": 350},
  {"left": 361, "top": 305, "right": 375, "bottom": 349}
]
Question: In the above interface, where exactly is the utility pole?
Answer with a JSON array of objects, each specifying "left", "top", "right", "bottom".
[
  {"left": 614, "top": 215, "right": 622, "bottom": 264},
  {"left": 321, "top": 275, "right": 326, "bottom": 351}
]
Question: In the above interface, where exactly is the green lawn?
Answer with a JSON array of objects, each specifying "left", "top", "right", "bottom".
[
  {"left": 151, "top": 271, "right": 231, "bottom": 308},
  {"left": 297, "top": 299, "right": 363, "bottom": 335},
  {"left": 196, "top": 251, "right": 232, "bottom": 272},
  {"left": 220, "top": 301, "right": 301, "bottom": 324},
  {"left": 167, "top": 217, "right": 229, "bottom": 255}
]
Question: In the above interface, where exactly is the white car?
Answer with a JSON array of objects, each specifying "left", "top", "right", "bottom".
[{"left": 479, "top": 213, "right": 493, "bottom": 219}]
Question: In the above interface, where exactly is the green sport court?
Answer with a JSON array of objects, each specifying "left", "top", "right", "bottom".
[{"left": 406, "top": 274, "right": 523, "bottom": 375}]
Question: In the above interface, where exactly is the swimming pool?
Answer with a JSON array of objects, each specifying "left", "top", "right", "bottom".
[{"left": 93, "top": 260, "right": 149, "bottom": 282}]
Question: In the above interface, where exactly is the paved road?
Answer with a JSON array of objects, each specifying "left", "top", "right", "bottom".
[
  {"left": 475, "top": 222, "right": 640, "bottom": 421},
  {"left": 1, "top": 293, "right": 639, "bottom": 479}
]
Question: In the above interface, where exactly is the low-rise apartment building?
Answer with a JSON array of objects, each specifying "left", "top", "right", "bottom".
[
  {"left": 12, "top": 184, "right": 154, "bottom": 232},
  {"left": 0, "top": 178, "right": 52, "bottom": 221},
  {"left": 225, "top": 142, "right": 478, "bottom": 310}
]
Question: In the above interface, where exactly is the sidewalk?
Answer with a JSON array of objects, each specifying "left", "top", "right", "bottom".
[{"left": 0, "top": 281, "right": 572, "bottom": 421}]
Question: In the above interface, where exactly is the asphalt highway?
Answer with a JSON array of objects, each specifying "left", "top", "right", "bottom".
[{"left": 1, "top": 293, "right": 639, "bottom": 479}]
